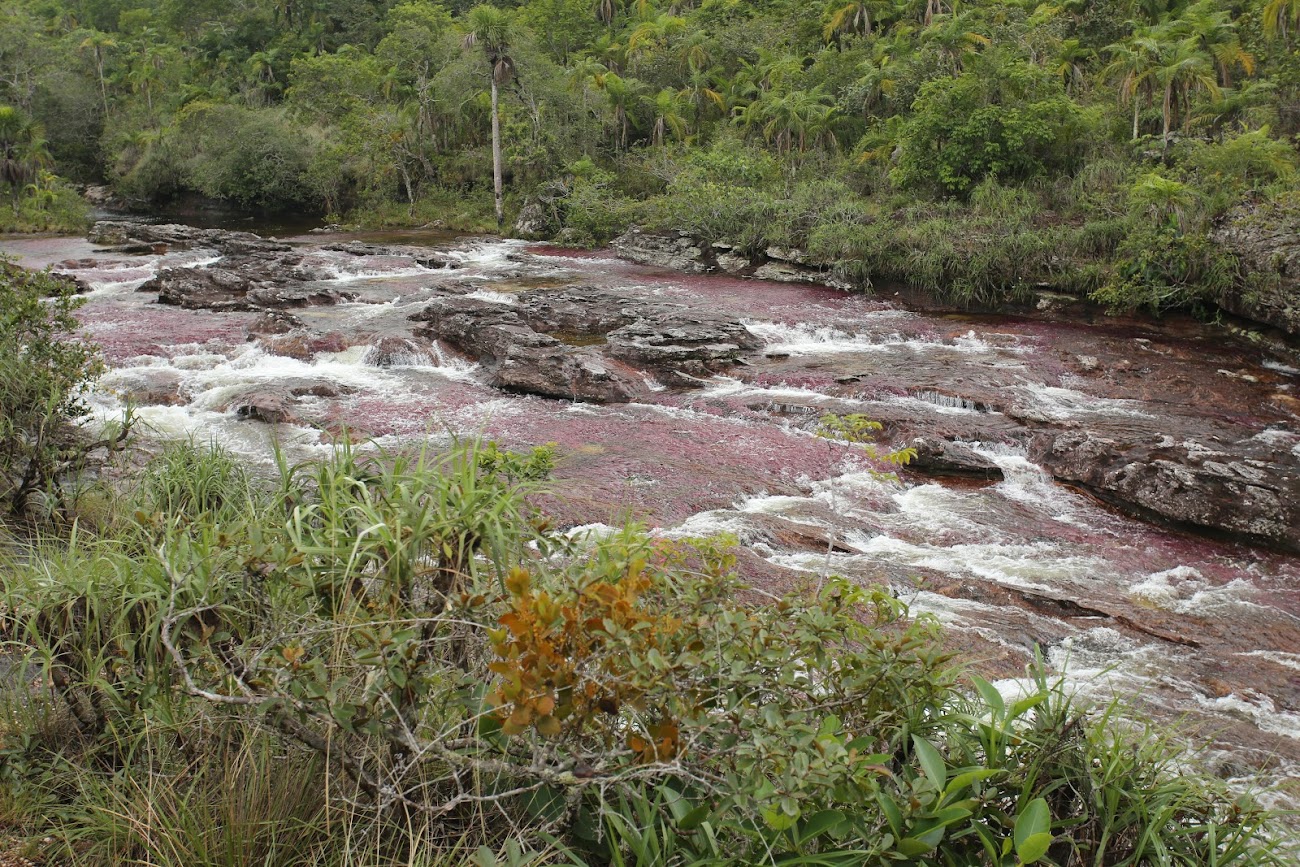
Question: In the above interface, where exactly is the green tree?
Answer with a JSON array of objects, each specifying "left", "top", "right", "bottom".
[
  {"left": 1262, "top": 0, "right": 1300, "bottom": 41},
  {"left": 1104, "top": 33, "right": 1160, "bottom": 139},
  {"left": 0, "top": 262, "right": 117, "bottom": 516},
  {"left": 462, "top": 4, "right": 515, "bottom": 231},
  {"left": 76, "top": 29, "right": 117, "bottom": 115},
  {"left": 0, "top": 105, "right": 51, "bottom": 213},
  {"left": 1150, "top": 37, "right": 1219, "bottom": 140}
]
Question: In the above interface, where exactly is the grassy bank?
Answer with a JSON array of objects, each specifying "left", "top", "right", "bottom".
[
  {"left": 549, "top": 133, "right": 1287, "bottom": 312},
  {"left": 0, "top": 435, "right": 1288, "bottom": 867},
  {"left": 0, "top": 184, "right": 92, "bottom": 235}
]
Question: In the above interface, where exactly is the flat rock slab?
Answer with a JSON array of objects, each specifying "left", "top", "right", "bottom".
[{"left": 410, "top": 287, "right": 761, "bottom": 402}]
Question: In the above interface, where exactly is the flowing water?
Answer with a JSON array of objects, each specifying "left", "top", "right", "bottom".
[{"left": 4, "top": 225, "right": 1300, "bottom": 809}]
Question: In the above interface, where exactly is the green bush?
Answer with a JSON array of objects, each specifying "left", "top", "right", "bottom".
[
  {"left": 891, "top": 59, "right": 1086, "bottom": 196},
  {"left": 0, "top": 438, "right": 1285, "bottom": 865},
  {"left": 0, "top": 262, "right": 122, "bottom": 518}
]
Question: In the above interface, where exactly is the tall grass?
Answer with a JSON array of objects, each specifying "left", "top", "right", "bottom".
[{"left": 0, "top": 439, "right": 1288, "bottom": 866}]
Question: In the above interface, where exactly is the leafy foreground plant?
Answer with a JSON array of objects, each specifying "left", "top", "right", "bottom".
[
  {"left": 0, "top": 440, "right": 1286, "bottom": 866},
  {"left": 0, "top": 261, "right": 129, "bottom": 520}
]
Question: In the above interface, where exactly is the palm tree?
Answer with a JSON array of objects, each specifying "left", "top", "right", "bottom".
[
  {"left": 920, "top": 13, "right": 991, "bottom": 74},
  {"left": 594, "top": 71, "right": 642, "bottom": 150},
  {"left": 1177, "top": 0, "right": 1253, "bottom": 87},
  {"left": 0, "top": 106, "right": 51, "bottom": 213},
  {"left": 1053, "top": 39, "right": 1096, "bottom": 95},
  {"left": 1151, "top": 37, "right": 1219, "bottom": 140},
  {"left": 1104, "top": 34, "right": 1160, "bottom": 139},
  {"left": 77, "top": 30, "right": 117, "bottom": 115},
  {"left": 1262, "top": 0, "right": 1300, "bottom": 41},
  {"left": 627, "top": 13, "right": 686, "bottom": 69},
  {"left": 678, "top": 65, "right": 725, "bottom": 132},
  {"left": 648, "top": 89, "right": 686, "bottom": 146},
  {"left": 461, "top": 5, "right": 515, "bottom": 232},
  {"left": 824, "top": 1, "right": 876, "bottom": 42}
]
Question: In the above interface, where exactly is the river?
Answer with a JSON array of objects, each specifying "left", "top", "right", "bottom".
[{"left": 3, "top": 221, "right": 1299, "bottom": 811}]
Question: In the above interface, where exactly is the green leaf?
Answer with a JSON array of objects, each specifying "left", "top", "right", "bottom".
[
  {"left": 1007, "top": 691, "right": 1047, "bottom": 721},
  {"left": 895, "top": 836, "right": 936, "bottom": 857},
  {"left": 1016, "top": 832, "right": 1053, "bottom": 864},
  {"left": 912, "top": 735, "right": 947, "bottom": 791},
  {"left": 798, "top": 809, "right": 847, "bottom": 843},
  {"left": 877, "top": 793, "right": 903, "bottom": 838},
  {"left": 1014, "top": 798, "right": 1051, "bottom": 852},
  {"left": 971, "top": 675, "right": 1006, "bottom": 719},
  {"left": 677, "top": 805, "right": 711, "bottom": 830},
  {"left": 943, "top": 768, "right": 1001, "bottom": 800},
  {"left": 763, "top": 806, "right": 798, "bottom": 832}
]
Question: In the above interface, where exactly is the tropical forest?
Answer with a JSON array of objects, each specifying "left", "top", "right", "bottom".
[{"left": 1, "top": 0, "right": 1300, "bottom": 864}]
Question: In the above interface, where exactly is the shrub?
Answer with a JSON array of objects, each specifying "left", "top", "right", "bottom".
[
  {"left": 0, "top": 262, "right": 123, "bottom": 518},
  {"left": 0, "top": 438, "right": 1285, "bottom": 865}
]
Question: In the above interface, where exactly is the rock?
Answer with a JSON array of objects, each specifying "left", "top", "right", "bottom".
[
  {"left": 247, "top": 310, "right": 303, "bottom": 336},
  {"left": 112, "top": 368, "right": 186, "bottom": 406},
  {"left": 139, "top": 252, "right": 355, "bottom": 312},
  {"left": 230, "top": 391, "right": 298, "bottom": 425},
  {"left": 513, "top": 199, "right": 555, "bottom": 240},
  {"left": 319, "top": 241, "right": 453, "bottom": 269},
  {"left": 1210, "top": 201, "right": 1300, "bottom": 337},
  {"left": 610, "top": 229, "right": 710, "bottom": 272},
  {"left": 362, "top": 337, "right": 435, "bottom": 368},
  {"left": 414, "top": 296, "right": 647, "bottom": 402},
  {"left": 246, "top": 284, "right": 356, "bottom": 309},
  {"left": 715, "top": 252, "right": 752, "bottom": 273},
  {"left": 144, "top": 266, "right": 255, "bottom": 311},
  {"left": 606, "top": 317, "right": 761, "bottom": 377},
  {"left": 764, "top": 246, "right": 810, "bottom": 265},
  {"left": 908, "top": 437, "right": 1005, "bottom": 480},
  {"left": 1032, "top": 431, "right": 1300, "bottom": 551},
  {"left": 752, "top": 262, "right": 823, "bottom": 285},
  {"left": 89, "top": 221, "right": 291, "bottom": 255},
  {"left": 411, "top": 288, "right": 760, "bottom": 402}
]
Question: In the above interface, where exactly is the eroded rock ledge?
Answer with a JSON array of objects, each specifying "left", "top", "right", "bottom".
[
  {"left": 1032, "top": 430, "right": 1300, "bottom": 552},
  {"left": 610, "top": 229, "right": 853, "bottom": 290},
  {"left": 410, "top": 286, "right": 760, "bottom": 402}
]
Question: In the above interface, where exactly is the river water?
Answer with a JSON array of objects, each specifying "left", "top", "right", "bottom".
[{"left": 4, "top": 225, "right": 1299, "bottom": 810}]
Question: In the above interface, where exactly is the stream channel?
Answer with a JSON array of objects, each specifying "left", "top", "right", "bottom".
[{"left": 4, "top": 219, "right": 1299, "bottom": 810}]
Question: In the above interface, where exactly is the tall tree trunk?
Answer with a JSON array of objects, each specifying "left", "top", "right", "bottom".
[
  {"left": 1132, "top": 94, "right": 1140, "bottom": 140},
  {"left": 490, "top": 77, "right": 504, "bottom": 233},
  {"left": 1170, "top": 83, "right": 1180, "bottom": 144}
]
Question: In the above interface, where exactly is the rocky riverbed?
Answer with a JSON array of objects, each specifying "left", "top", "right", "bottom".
[{"left": 4, "top": 220, "right": 1300, "bottom": 808}]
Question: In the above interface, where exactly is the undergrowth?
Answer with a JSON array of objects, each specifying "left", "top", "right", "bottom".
[{"left": 0, "top": 439, "right": 1288, "bottom": 866}]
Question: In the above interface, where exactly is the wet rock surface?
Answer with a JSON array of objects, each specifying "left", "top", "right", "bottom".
[
  {"left": 1033, "top": 431, "right": 1300, "bottom": 551},
  {"left": 90, "top": 220, "right": 292, "bottom": 255},
  {"left": 411, "top": 286, "right": 760, "bottom": 400}
]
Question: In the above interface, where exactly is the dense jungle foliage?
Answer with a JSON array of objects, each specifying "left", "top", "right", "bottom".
[{"left": 2, "top": 0, "right": 1300, "bottom": 307}]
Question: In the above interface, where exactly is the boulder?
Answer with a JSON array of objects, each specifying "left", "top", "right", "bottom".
[
  {"left": 513, "top": 199, "right": 555, "bottom": 241},
  {"left": 907, "top": 437, "right": 1005, "bottom": 480},
  {"left": 610, "top": 229, "right": 710, "bottom": 273},
  {"left": 606, "top": 317, "right": 760, "bottom": 376},
  {"left": 230, "top": 390, "right": 298, "bottom": 425},
  {"left": 413, "top": 296, "right": 647, "bottom": 402},
  {"left": 412, "top": 288, "right": 761, "bottom": 402},
  {"left": 144, "top": 266, "right": 255, "bottom": 311},
  {"left": 140, "top": 253, "right": 356, "bottom": 312},
  {"left": 1032, "top": 430, "right": 1300, "bottom": 551},
  {"left": 362, "top": 336, "right": 435, "bottom": 368},
  {"left": 1210, "top": 201, "right": 1300, "bottom": 337},
  {"left": 89, "top": 221, "right": 291, "bottom": 255}
]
